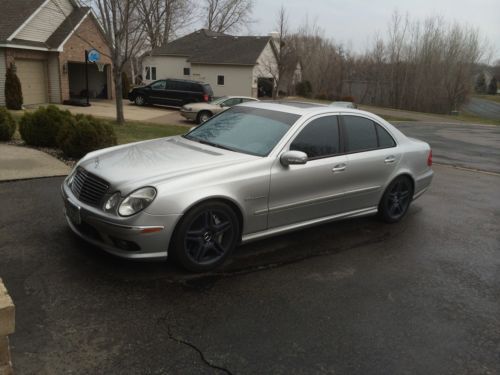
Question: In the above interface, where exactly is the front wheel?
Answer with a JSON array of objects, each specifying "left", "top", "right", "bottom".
[
  {"left": 197, "top": 111, "right": 212, "bottom": 124},
  {"left": 135, "top": 95, "right": 146, "bottom": 106},
  {"left": 171, "top": 202, "right": 240, "bottom": 272},
  {"left": 378, "top": 176, "right": 414, "bottom": 223}
]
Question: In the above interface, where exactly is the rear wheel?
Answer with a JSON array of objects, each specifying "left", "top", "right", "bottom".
[
  {"left": 171, "top": 202, "right": 240, "bottom": 272},
  {"left": 197, "top": 111, "right": 212, "bottom": 124},
  {"left": 135, "top": 95, "right": 146, "bottom": 106},
  {"left": 378, "top": 176, "right": 413, "bottom": 223}
]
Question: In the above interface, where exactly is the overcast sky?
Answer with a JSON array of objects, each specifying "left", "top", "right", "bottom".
[{"left": 246, "top": 0, "right": 500, "bottom": 62}]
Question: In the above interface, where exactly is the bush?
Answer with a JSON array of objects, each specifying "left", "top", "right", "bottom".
[
  {"left": 5, "top": 66, "right": 23, "bottom": 110},
  {"left": 122, "top": 71, "right": 130, "bottom": 99},
  {"left": 57, "top": 114, "right": 117, "bottom": 158},
  {"left": 0, "top": 107, "right": 16, "bottom": 141},
  {"left": 488, "top": 77, "right": 497, "bottom": 95},
  {"left": 295, "top": 81, "right": 312, "bottom": 98},
  {"left": 341, "top": 95, "right": 356, "bottom": 102},
  {"left": 19, "top": 105, "right": 72, "bottom": 147}
]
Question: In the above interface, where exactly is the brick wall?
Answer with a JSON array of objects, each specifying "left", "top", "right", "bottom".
[
  {"left": 59, "top": 15, "right": 114, "bottom": 101},
  {"left": 0, "top": 278, "right": 15, "bottom": 375}
]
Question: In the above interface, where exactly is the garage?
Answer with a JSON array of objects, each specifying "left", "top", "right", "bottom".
[
  {"left": 68, "top": 62, "right": 109, "bottom": 100},
  {"left": 16, "top": 59, "right": 48, "bottom": 105}
]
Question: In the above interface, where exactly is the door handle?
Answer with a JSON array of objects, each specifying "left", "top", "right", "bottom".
[
  {"left": 332, "top": 163, "right": 346, "bottom": 172},
  {"left": 384, "top": 156, "right": 396, "bottom": 164}
]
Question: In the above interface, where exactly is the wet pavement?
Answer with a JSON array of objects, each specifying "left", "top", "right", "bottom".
[{"left": 0, "top": 122, "right": 499, "bottom": 374}]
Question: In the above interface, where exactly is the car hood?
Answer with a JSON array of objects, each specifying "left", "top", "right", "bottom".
[{"left": 78, "top": 136, "right": 257, "bottom": 192}]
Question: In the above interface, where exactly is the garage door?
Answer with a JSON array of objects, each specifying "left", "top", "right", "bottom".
[{"left": 16, "top": 59, "right": 48, "bottom": 105}]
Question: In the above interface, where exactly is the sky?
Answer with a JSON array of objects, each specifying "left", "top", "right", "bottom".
[{"left": 245, "top": 0, "right": 500, "bottom": 62}]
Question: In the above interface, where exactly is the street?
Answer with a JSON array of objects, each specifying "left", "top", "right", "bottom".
[{"left": 0, "top": 122, "right": 499, "bottom": 374}]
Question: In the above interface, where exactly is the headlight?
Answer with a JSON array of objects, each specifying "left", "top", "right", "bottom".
[
  {"left": 118, "top": 187, "right": 156, "bottom": 217},
  {"left": 185, "top": 107, "right": 192, "bottom": 111},
  {"left": 103, "top": 192, "right": 121, "bottom": 213}
]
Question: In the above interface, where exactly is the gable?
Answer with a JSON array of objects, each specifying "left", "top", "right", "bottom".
[{"left": 15, "top": 0, "right": 74, "bottom": 43}]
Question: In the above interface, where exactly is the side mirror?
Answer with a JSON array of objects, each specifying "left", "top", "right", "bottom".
[{"left": 280, "top": 150, "right": 308, "bottom": 167}]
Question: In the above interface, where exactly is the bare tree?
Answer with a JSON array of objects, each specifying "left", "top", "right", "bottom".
[
  {"left": 137, "top": 0, "right": 193, "bottom": 48},
  {"left": 94, "top": 0, "right": 145, "bottom": 124},
  {"left": 203, "top": 0, "right": 254, "bottom": 33}
]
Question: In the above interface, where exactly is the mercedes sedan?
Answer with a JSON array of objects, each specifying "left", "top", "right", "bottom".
[{"left": 61, "top": 102, "right": 433, "bottom": 272}]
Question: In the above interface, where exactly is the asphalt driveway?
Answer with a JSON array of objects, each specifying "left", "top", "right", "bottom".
[{"left": 0, "top": 122, "right": 499, "bottom": 374}]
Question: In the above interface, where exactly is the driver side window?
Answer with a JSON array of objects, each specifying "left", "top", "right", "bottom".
[{"left": 290, "top": 116, "right": 340, "bottom": 159}]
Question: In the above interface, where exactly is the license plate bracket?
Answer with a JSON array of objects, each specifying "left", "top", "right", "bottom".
[{"left": 65, "top": 199, "right": 81, "bottom": 225}]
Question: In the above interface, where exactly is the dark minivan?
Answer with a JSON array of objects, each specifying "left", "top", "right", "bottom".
[{"left": 128, "top": 79, "right": 214, "bottom": 107}]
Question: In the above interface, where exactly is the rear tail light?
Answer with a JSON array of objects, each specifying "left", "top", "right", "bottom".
[
  {"left": 203, "top": 94, "right": 209, "bottom": 102},
  {"left": 427, "top": 149, "right": 432, "bottom": 166}
]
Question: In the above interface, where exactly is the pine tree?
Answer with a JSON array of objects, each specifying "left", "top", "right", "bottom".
[
  {"left": 5, "top": 66, "right": 23, "bottom": 110},
  {"left": 487, "top": 77, "right": 497, "bottom": 95},
  {"left": 475, "top": 73, "right": 486, "bottom": 94}
]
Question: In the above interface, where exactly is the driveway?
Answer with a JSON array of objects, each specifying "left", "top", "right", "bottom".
[
  {"left": 1, "top": 122, "right": 499, "bottom": 374},
  {"left": 55, "top": 100, "right": 192, "bottom": 126},
  {"left": 462, "top": 97, "right": 500, "bottom": 120}
]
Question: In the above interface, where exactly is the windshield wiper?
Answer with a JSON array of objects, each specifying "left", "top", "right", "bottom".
[{"left": 197, "top": 139, "right": 234, "bottom": 151}]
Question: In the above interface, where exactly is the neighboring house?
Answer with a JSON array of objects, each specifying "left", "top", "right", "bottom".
[
  {"left": 0, "top": 0, "right": 114, "bottom": 106},
  {"left": 142, "top": 29, "right": 280, "bottom": 98}
]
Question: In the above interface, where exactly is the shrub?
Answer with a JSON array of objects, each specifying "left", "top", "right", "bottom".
[
  {"left": 341, "top": 95, "right": 356, "bottom": 102},
  {"left": 5, "top": 66, "right": 23, "bottom": 110},
  {"left": 57, "top": 114, "right": 117, "bottom": 158},
  {"left": 19, "top": 105, "right": 72, "bottom": 147},
  {"left": 488, "top": 77, "right": 497, "bottom": 95},
  {"left": 295, "top": 81, "right": 312, "bottom": 98},
  {"left": 0, "top": 107, "right": 16, "bottom": 141},
  {"left": 122, "top": 72, "right": 131, "bottom": 99}
]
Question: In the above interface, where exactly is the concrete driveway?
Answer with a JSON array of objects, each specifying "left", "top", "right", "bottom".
[
  {"left": 55, "top": 100, "right": 192, "bottom": 126},
  {"left": 0, "top": 122, "right": 499, "bottom": 374}
]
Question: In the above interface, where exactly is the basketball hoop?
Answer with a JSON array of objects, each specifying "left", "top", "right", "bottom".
[{"left": 95, "top": 62, "right": 105, "bottom": 72}]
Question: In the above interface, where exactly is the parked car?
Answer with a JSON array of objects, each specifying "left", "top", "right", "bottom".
[
  {"left": 180, "top": 96, "right": 258, "bottom": 124},
  {"left": 61, "top": 102, "right": 433, "bottom": 272},
  {"left": 128, "top": 79, "right": 213, "bottom": 107},
  {"left": 330, "top": 101, "right": 357, "bottom": 109}
]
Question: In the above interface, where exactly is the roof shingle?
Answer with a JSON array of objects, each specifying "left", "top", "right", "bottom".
[
  {"left": 0, "top": 0, "right": 46, "bottom": 42},
  {"left": 151, "top": 29, "right": 272, "bottom": 66}
]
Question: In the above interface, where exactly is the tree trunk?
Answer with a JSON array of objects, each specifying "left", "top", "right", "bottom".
[{"left": 114, "top": 67, "right": 125, "bottom": 124}]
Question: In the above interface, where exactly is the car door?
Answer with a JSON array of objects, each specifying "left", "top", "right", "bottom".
[
  {"left": 148, "top": 80, "right": 166, "bottom": 104},
  {"left": 268, "top": 115, "right": 349, "bottom": 229},
  {"left": 340, "top": 114, "right": 400, "bottom": 210}
]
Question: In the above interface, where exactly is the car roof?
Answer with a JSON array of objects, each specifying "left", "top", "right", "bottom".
[{"left": 239, "top": 100, "right": 372, "bottom": 117}]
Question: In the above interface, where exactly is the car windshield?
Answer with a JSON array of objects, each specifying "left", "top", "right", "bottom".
[
  {"left": 183, "top": 107, "right": 300, "bottom": 156},
  {"left": 210, "top": 97, "right": 229, "bottom": 105}
]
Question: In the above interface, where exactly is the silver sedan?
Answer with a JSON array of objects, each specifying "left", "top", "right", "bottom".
[
  {"left": 61, "top": 102, "right": 433, "bottom": 272},
  {"left": 180, "top": 96, "right": 258, "bottom": 124}
]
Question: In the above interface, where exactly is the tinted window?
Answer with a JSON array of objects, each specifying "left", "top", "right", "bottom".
[
  {"left": 150, "top": 80, "right": 165, "bottom": 90},
  {"left": 222, "top": 98, "right": 241, "bottom": 106},
  {"left": 343, "top": 116, "right": 377, "bottom": 152},
  {"left": 290, "top": 116, "right": 339, "bottom": 159},
  {"left": 203, "top": 84, "right": 214, "bottom": 96},
  {"left": 185, "top": 107, "right": 299, "bottom": 156},
  {"left": 164, "top": 80, "right": 174, "bottom": 90},
  {"left": 376, "top": 124, "right": 396, "bottom": 148}
]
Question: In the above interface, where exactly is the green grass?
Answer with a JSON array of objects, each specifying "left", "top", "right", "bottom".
[
  {"left": 110, "top": 120, "right": 190, "bottom": 144},
  {"left": 446, "top": 112, "right": 500, "bottom": 126},
  {"left": 472, "top": 94, "right": 500, "bottom": 104}
]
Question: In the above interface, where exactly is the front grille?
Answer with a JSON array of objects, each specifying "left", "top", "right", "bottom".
[{"left": 71, "top": 167, "right": 109, "bottom": 207}]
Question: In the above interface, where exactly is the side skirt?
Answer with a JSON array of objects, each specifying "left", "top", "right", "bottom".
[{"left": 241, "top": 206, "right": 378, "bottom": 244}]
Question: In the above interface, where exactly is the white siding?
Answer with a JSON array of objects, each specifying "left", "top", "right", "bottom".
[
  {"left": 192, "top": 64, "right": 253, "bottom": 97},
  {"left": 253, "top": 41, "right": 277, "bottom": 81},
  {"left": 16, "top": 0, "right": 73, "bottom": 42},
  {"left": 48, "top": 53, "right": 61, "bottom": 103},
  {"left": 142, "top": 55, "right": 190, "bottom": 83},
  {"left": 0, "top": 49, "right": 5, "bottom": 106}
]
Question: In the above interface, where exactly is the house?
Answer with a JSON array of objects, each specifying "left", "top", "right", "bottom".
[
  {"left": 0, "top": 0, "right": 114, "bottom": 107},
  {"left": 142, "top": 29, "right": 281, "bottom": 98}
]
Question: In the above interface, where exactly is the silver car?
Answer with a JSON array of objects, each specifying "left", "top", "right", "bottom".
[
  {"left": 61, "top": 102, "right": 433, "bottom": 272},
  {"left": 180, "top": 96, "right": 258, "bottom": 124}
]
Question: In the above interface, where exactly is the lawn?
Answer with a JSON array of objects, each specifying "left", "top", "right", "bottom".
[
  {"left": 472, "top": 94, "right": 500, "bottom": 104},
  {"left": 111, "top": 120, "right": 190, "bottom": 144}
]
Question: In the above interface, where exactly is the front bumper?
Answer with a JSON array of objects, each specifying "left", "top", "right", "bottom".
[
  {"left": 179, "top": 109, "right": 197, "bottom": 121},
  {"left": 61, "top": 181, "right": 181, "bottom": 260}
]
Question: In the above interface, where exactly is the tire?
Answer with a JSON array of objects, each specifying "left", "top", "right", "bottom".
[
  {"left": 378, "top": 176, "right": 414, "bottom": 223},
  {"left": 197, "top": 111, "right": 212, "bottom": 124},
  {"left": 135, "top": 95, "right": 146, "bottom": 106},
  {"left": 171, "top": 201, "right": 240, "bottom": 272}
]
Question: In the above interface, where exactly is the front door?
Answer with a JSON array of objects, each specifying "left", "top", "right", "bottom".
[{"left": 268, "top": 115, "right": 349, "bottom": 228}]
